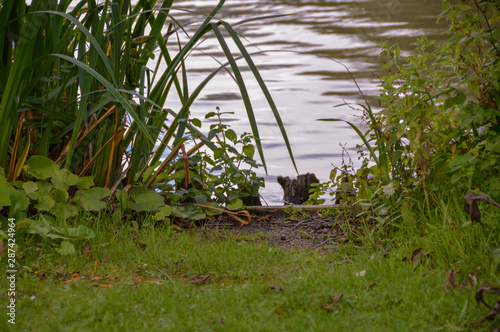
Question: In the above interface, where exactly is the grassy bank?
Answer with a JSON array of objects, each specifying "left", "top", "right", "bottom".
[{"left": 2, "top": 194, "right": 498, "bottom": 331}]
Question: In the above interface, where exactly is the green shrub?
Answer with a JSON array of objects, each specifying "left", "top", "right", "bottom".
[{"left": 375, "top": 0, "right": 500, "bottom": 195}]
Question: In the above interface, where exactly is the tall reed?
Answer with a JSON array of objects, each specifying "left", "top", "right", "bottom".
[{"left": 0, "top": 0, "right": 296, "bottom": 191}]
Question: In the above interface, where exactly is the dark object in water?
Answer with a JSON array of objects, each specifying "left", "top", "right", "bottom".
[{"left": 277, "top": 173, "right": 319, "bottom": 205}]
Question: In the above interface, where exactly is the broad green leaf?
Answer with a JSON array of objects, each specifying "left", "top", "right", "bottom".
[
  {"left": 38, "top": 214, "right": 54, "bottom": 226},
  {"left": 35, "top": 196, "right": 56, "bottom": 212},
  {"left": 202, "top": 202, "right": 224, "bottom": 216},
  {"left": 28, "top": 223, "right": 51, "bottom": 236},
  {"left": 450, "top": 172, "right": 462, "bottom": 184},
  {"left": 190, "top": 212, "right": 207, "bottom": 221},
  {"left": 153, "top": 205, "right": 173, "bottom": 220},
  {"left": 243, "top": 144, "right": 255, "bottom": 158},
  {"left": 22, "top": 182, "right": 38, "bottom": 195},
  {"left": 24, "top": 156, "right": 60, "bottom": 180},
  {"left": 51, "top": 203, "right": 79, "bottom": 221},
  {"left": 15, "top": 220, "right": 32, "bottom": 230},
  {"left": 56, "top": 241, "right": 76, "bottom": 256},
  {"left": 44, "top": 233, "right": 72, "bottom": 240},
  {"left": 112, "top": 210, "right": 123, "bottom": 223},
  {"left": 450, "top": 153, "right": 474, "bottom": 169},
  {"left": 73, "top": 187, "right": 111, "bottom": 211},
  {"left": 0, "top": 177, "right": 12, "bottom": 207},
  {"left": 37, "top": 181, "right": 53, "bottom": 194},
  {"left": 382, "top": 183, "right": 395, "bottom": 196},
  {"left": 129, "top": 186, "right": 165, "bottom": 212},
  {"left": 28, "top": 181, "right": 53, "bottom": 200},
  {"left": 443, "top": 93, "right": 466, "bottom": 110},
  {"left": 330, "top": 169, "right": 337, "bottom": 182},
  {"left": 214, "top": 148, "right": 224, "bottom": 160},
  {"left": 76, "top": 176, "right": 94, "bottom": 190},
  {"left": 176, "top": 204, "right": 206, "bottom": 220},
  {"left": 170, "top": 170, "right": 186, "bottom": 180},
  {"left": 225, "top": 129, "right": 237, "bottom": 141},
  {"left": 10, "top": 190, "right": 30, "bottom": 214},
  {"left": 116, "top": 190, "right": 130, "bottom": 211},
  {"left": 191, "top": 118, "right": 202, "bottom": 128},
  {"left": 52, "top": 168, "right": 80, "bottom": 189},
  {"left": 172, "top": 207, "right": 189, "bottom": 219},
  {"left": 65, "top": 225, "right": 95, "bottom": 241},
  {"left": 226, "top": 198, "right": 243, "bottom": 211},
  {"left": 53, "top": 189, "right": 69, "bottom": 203},
  {"left": 194, "top": 195, "right": 208, "bottom": 204}
]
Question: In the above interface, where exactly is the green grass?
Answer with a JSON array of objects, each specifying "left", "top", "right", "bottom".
[{"left": 1, "top": 200, "right": 498, "bottom": 331}]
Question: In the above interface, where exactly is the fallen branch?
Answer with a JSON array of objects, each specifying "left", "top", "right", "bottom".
[
  {"left": 244, "top": 205, "right": 336, "bottom": 213},
  {"left": 464, "top": 191, "right": 500, "bottom": 224}
]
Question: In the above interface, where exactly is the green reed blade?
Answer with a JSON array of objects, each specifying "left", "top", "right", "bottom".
[
  {"left": 222, "top": 21, "right": 298, "bottom": 174},
  {"left": 35, "top": 10, "right": 119, "bottom": 87},
  {"left": 210, "top": 23, "right": 264, "bottom": 168},
  {"left": 51, "top": 54, "right": 154, "bottom": 144},
  {"left": 0, "top": 1, "right": 45, "bottom": 166}
]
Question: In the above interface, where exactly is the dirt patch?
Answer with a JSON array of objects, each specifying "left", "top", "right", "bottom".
[{"left": 200, "top": 210, "right": 353, "bottom": 251}]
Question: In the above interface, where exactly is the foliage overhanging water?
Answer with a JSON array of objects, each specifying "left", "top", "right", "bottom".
[{"left": 162, "top": 0, "right": 447, "bottom": 204}]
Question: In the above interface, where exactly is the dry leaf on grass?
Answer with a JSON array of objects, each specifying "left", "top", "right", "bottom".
[
  {"left": 330, "top": 294, "right": 343, "bottom": 304},
  {"left": 191, "top": 274, "right": 213, "bottom": 285},
  {"left": 443, "top": 270, "right": 461, "bottom": 291},
  {"left": 475, "top": 285, "right": 500, "bottom": 308},
  {"left": 83, "top": 242, "right": 92, "bottom": 258},
  {"left": 411, "top": 248, "right": 424, "bottom": 262},
  {"left": 467, "top": 271, "right": 478, "bottom": 291},
  {"left": 134, "top": 240, "right": 147, "bottom": 250},
  {"left": 443, "top": 270, "right": 480, "bottom": 292},
  {"left": 403, "top": 248, "right": 433, "bottom": 265},
  {"left": 463, "top": 191, "right": 500, "bottom": 224},
  {"left": 472, "top": 291, "right": 500, "bottom": 328},
  {"left": 322, "top": 303, "right": 340, "bottom": 312},
  {"left": 269, "top": 285, "right": 283, "bottom": 292},
  {"left": 322, "top": 294, "right": 343, "bottom": 312},
  {"left": 484, "top": 300, "right": 500, "bottom": 320}
]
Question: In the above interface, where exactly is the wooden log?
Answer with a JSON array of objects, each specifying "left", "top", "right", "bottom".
[
  {"left": 244, "top": 205, "right": 336, "bottom": 213},
  {"left": 277, "top": 173, "right": 319, "bottom": 204}
]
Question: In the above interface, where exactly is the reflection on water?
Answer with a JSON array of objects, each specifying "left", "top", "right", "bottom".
[{"left": 163, "top": 0, "right": 447, "bottom": 204}]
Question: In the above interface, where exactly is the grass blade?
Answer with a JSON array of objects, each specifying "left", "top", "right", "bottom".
[{"left": 50, "top": 54, "right": 154, "bottom": 145}]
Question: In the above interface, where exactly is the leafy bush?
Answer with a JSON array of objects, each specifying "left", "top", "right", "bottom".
[
  {"left": 320, "top": 0, "right": 499, "bottom": 208},
  {"left": 375, "top": 0, "right": 500, "bottom": 194}
]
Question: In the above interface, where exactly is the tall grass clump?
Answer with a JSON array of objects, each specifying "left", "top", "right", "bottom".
[{"left": 0, "top": 0, "right": 296, "bottom": 202}]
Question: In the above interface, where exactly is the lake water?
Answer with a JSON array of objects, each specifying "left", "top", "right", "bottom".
[{"left": 163, "top": 0, "right": 447, "bottom": 204}]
